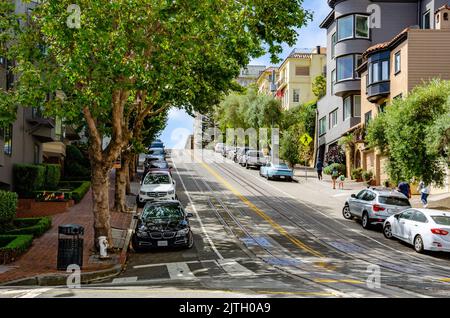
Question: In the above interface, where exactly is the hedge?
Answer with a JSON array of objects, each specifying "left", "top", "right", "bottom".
[
  {"left": 0, "top": 234, "right": 33, "bottom": 264},
  {"left": 5, "top": 217, "right": 52, "bottom": 237},
  {"left": 42, "top": 164, "right": 61, "bottom": 190},
  {"left": 324, "top": 163, "right": 346, "bottom": 176},
  {"left": 70, "top": 181, "right": 91, "bottom": 203},
  {"left": 351, "top": 168, "right": 364, "bottom": 180},
  {"left": 13, "top": 164, "right": 45, "bottom": 197},
  {"left": 0, "top": 191, "right": 18, "bottom": 229},
  {"left": 33, "top": 181, "right": 91, "bottom": 203}
]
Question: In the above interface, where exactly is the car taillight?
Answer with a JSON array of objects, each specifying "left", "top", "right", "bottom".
[
  {"left": 372, "top": 204, "right": 385, "bottom": 212},
  {"left": 431, "top": 229, "right": 449, "bottom": 235}
]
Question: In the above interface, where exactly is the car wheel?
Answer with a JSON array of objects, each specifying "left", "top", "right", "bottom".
[
  {"left": 414, "top": 235, "right": 424, "bottom": 253},
  {"left": 362, "top": 212, "right": 370, "bottom": 229},
  {"left": 342, "top": 205, "right": 353, "bottom": 220},
  {"left": 246, "top": 163, "right": 249, "bottom": 169},
  {"left": 186, "top": 230, "right": 194, "bottom": 249},
  {"left": 131, "top": 236, "right": 145, "bottom": 253},
  {"left": 383, "top": 223, "right": 393, "bottom": 239}
]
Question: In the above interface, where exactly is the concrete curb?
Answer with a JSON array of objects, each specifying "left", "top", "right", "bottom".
[{"left": 1, "top": 206, "right": 138, "bottom": 287}]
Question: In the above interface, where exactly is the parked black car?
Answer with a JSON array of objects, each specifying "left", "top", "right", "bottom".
[{"left": 132, "top": 200, "right": 194, "bottom": 251}]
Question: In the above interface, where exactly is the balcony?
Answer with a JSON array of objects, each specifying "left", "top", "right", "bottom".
[
  {"left": 42, "top": 141, "right": 66, "bottom": 158},
  {"left": 27, "top": 108, "right": 56, "bottom": 142},
  {"left": 367, "top": 81, "right": 390, "bottom": 102}
]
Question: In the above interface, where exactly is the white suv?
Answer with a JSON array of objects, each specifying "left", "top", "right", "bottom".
[{"left": 137, "top": 171, "right": 176, "bottom": 208}]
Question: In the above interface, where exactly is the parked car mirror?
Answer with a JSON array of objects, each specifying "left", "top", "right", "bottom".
[
  {"left": 394, "top": 214, "right": 400, "bottom": 219},
  {"left": 351, "top": 194, "right": 356, "bottom": 198},
  {"left": 186, "top": 212, "right": 194, "bottom": 218}
]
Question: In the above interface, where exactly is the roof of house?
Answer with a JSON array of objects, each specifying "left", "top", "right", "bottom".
[
  {"left": 436, "top": 4, "right": 450, "bottom": 13},
  {"left": 362, "top": 27, "right": 411, "bottom": 58},
  {"left": 256, "top": 66, "right": 278, "bottom": 82},
  {"left": 320, "top": 10, "right": 335, "bottom": 29}
]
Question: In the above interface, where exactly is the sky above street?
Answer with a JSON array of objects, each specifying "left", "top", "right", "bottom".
[{"left": 160, "top": 0, "right": 330, "bottom": 149}]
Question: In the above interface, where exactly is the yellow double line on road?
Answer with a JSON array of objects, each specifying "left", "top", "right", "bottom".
[{"left": 200, "top": 161, "right": 324, "bottom": 258}]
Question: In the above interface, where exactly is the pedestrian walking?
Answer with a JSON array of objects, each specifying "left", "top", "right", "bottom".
[
  {"left": 316, "top": 161, "right": 323, "bottom": 180},
  {"left": 338, "top": 174, "right": 345, "bottom": 190},
  {"left": 331, "top": 167, "right": 339, "bottom": 189},
  {"left": 397, "top": 181, "right": 411, "bottom": 199},
  {"left": 418, "top": 181, "right": 431, "bottom": 208}
]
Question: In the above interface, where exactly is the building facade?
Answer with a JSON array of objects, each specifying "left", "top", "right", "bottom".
[
  {"left": 0, "top": 0, "right": 68, "bottom": 190},
  {"left": 357, "top": 5, "right": 450, "bottom": 192},
  {"left": 256, "top": 67, "right": 278, "bottom": 96},
  {"left": 316, "top": 0, "right": 450, "bottom": 179},
  {"left": 275, "top": 47, "right": 327, "bottom": 110},
  {"left": 236, "top": 65, "right": 267, "bottom": 88}
]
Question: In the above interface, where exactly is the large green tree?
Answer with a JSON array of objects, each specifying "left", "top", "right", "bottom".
[
  {"left": 366, "top": 79, "right": 450, "bottom": 186},
  {"left": 1, "top": 0, "right": 312, "bottom": 244}
]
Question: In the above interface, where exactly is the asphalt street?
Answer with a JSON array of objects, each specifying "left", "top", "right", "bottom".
[{"left": 1, "top": 149, "right": 449, "bottom": 298}]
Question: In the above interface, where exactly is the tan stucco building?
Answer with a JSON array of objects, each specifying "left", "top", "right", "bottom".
[{"left": 275, "top": 47, "right": 327, "bottom": 110}]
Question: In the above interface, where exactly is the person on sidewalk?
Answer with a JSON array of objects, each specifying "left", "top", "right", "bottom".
[
  {"left": 331, "top": 167, "right": 339, "bottom": 189},
  {"left": 316, "top": 161, "right": 323, "bottom": 180},
  {"left": 397, "top": 181, "right": 411, "bottom": 199},
  {"left": 338, "top": 174, "right": 345, "bottom": 190},
  {"left": 418, "top": 181, "right": 431, "bottom": 208}
]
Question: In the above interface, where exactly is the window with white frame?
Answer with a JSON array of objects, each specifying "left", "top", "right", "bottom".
[
  {"left": 319, "top": 116, "right": 327, "bottom": 135},
  {"left": 343, "top": 96, "right": 352, "bottom": 120},
  {"left": 337, "top": 55, "right": 354, "bottom": 81},
  {"left": 353, "top": 95, "right": 361, "bottom": 117},
  {"left": 355, "top": 15, "right": 369, "bottom": 38},
  {"left": 394, "top": 51, "right": 401, "bottom": 74},
  {"left": 337, "top": 15, "right": 353, "bottom": 41},
  {"left": 331, "top": 69, "right": 336, "bottom": 95},
  {"left": 329, "top": 109, "right": 338, "bottom": 129}
]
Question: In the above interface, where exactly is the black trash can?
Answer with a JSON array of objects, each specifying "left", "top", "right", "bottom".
[{"left": 57, "top": 224, "right": 84, "bottom": 270}]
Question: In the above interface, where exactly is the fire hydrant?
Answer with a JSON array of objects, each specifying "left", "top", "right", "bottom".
[{"left": 98, "top": 236, "right": 109, "bottom": 259}]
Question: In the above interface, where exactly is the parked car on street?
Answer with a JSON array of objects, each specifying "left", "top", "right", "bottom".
[
  {"left": 236, "top": 147, "right": 251, "bottom": 165},
  {"left": 146, "top": 148, "right": 165, "bottom": 161},
  {"left": 132, "top": 200, "right": 194, "bottom": 251},
  {"left": 143, "top": 160, "right": 172, "bottom": 177},
  {"left": 149, "top": 140, "right": 164, "bottom": 149},
  {"left": 226, "top": 147, "right": 237, "bottom": 161},
  {"left": 137, "top": 171, "right": 176, "bottom": 208},
  {"left": 260, "top": 162, "right": 294, "bottom": 181},
  {"left": 342, "top": 188, "right": 411, "bottom": 229},
  {"left": 214, "top": 143, "right": 225, "bottom": 153},
  {"left": 244, "top": 150, "right": 266, "bottom": 169},
  {"left": 221, "top": 145, "right": 235, "bottom": 158},
  {"left": 383, "top": 208, "right": 450, "bottom": 253}
]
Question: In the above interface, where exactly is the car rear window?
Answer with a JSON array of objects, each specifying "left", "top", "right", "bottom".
[
  {"left": 431, "top": 216, "right": 450, "bottom": 226},
  {"left": 378, "top": 196, "right": 410, "bottom": 206}
]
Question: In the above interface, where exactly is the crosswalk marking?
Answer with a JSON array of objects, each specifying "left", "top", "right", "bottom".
[
  {"left": 9, "top": 288, "right": 52, "bottom": 298},
  {"left": 166, "top": 262, "right": 196, "bottom": 280},
  {"left": 112, "top": 276, "right": 138, "bottom": 284},
  {"left": 217, "top": 259, "right": 254, "bottom": 277}
]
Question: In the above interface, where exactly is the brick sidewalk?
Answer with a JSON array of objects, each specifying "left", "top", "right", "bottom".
[{"left": 0, "top": 177, "right": 133, "bottom": 285}]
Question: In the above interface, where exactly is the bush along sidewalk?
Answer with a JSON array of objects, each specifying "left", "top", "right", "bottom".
[
  {"left": 4, "top": 217, "right": 52, "bottom": 237},
  {"left": 0, "top": 191, "right": 18, "bottom": 232},
  {"left": 0, "top": 235, "right": 33, "bottom": 264}
]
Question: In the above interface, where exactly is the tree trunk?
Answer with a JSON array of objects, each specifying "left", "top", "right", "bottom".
[
  {"left": 91, "top": 162, "right": 113, "bottom": 245},
  {"left": 114, "top": 154, "right": 130, "bottom": 213}
]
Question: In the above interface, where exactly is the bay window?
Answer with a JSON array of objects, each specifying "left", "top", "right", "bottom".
[
  {"left": 337, "top": 55, "right": 354, "bottom": 81},
  {"left": 319, "top": 117, "right": 327, "bottom": 136},
  {"left": 343, "top": 96, "right": 352, "bottom": 120},
  {"left": 337, "top": 15, "right": 353, "bottom": 41},
  {"left": 337, "top": 14, "right": 370, "bottom": 41}
]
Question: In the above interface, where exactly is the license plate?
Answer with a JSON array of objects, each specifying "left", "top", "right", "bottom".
[
  {"left": 280, "top": 176, "right": 286, "bottom": 179},
  {"left": 157, "top": 241, "right": 168, "bottom": 247}
]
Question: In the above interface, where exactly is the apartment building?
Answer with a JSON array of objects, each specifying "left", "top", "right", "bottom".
[
  {"left": 236, "top": 65, "right": 267, "bottom": 87},
  {"left": 0, "top": 0, "right": 71, "bottom": 190},
  {"left": 316, "top": 0, "right": 450, "bottom": 178},
  {"left": 355, "top": 5, "right": 450, "bottom": 192},
  {"left": 275, "top": 47, "right": 327, "bottom": 110},
  {"left": 256, "top": 67, "right": 278, "bottom": 96}
]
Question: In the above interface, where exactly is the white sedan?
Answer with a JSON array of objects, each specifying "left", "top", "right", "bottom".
[{"left": 383, "top": 208, "right": 450, "bottom": 253}]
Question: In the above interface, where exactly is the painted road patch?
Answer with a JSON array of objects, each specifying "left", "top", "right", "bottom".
[{"left": 241, "top": 236, "right": 272, "bottom": 248}]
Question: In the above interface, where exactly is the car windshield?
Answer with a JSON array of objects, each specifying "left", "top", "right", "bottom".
[
  {"left": 249, "top": 151, "right": 264, "bottom": 157},
  {"left": 150, "top": 161, "right": 168, "bottom": 169},
  {"left": 149, "top": 149, "right": 164, "bottom": 155},
  {"left": 143, "top": 174, "right": 170, "bottom": 184},
  {"left": 274, "top": 163, "right": 289, "bottom": 169},
  {"left": 151, "top": 143, "right": 164, "bottom": 148},
  {"left": 431, "top": 216, "right": 450, "bottom": 226},
  {"left": 378, "top": 196, "right": 410, "bottom": 206},
  {"left": 142, "top": 205, "right": 183, "bottom": 220}
]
